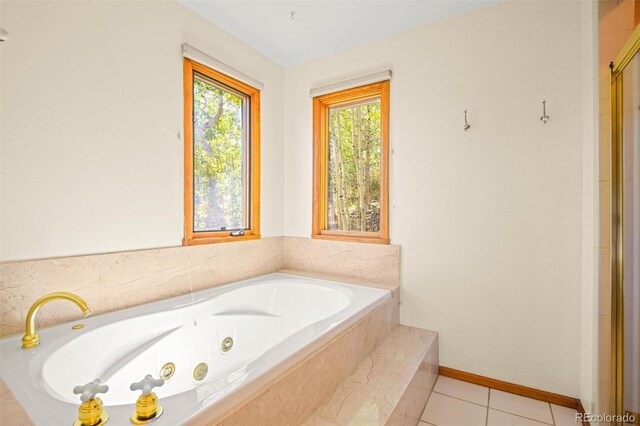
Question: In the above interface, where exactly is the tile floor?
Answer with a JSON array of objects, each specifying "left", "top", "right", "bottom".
[{"left": 421, "top": 376, "right": 580, "bottom": 426}]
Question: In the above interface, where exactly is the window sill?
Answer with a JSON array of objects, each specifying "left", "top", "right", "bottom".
[
  {"left": 311, "top": 232, "right": 389, "bottom": 245},
  {"left": 183, "top": 233, "right": 261, "bottom": 246}
]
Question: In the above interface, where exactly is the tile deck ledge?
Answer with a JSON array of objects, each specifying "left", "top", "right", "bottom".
[
  {"left": 303, "top": 325, "right": 439, "bottom": 426},
  {"left": 278, "top": 268, "right": 399, "bottom": 291}
]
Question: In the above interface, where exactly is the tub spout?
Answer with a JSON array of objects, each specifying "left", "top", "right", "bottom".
[{"left": 22, "top": 291, "right": 92, "bottom": 349}]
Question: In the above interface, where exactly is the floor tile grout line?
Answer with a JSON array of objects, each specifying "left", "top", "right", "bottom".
[
  {"left": 431, "top": 390, "right": 488, "bottom": 408},
  {"left": 487, "top": 407, "right": 555, "bottom": 425},
  {"left": 423, "top": 397, "right": 553, "bottom": 426},
  {"left": 485, "top": 384, "right": 555, "bottom": 425},
  {"left": 432, "top": 377, "right": 564, "bottom": 426},
  {"left": 422, "top": 390, "right": 487, "bottom": 425}
]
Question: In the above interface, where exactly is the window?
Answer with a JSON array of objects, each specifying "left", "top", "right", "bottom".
[
  {"left": 183, "top": 58, "right": 260, "bottom": 245},
  {"left": 312, "top": 81, "right": 389, "bottom": 244}
]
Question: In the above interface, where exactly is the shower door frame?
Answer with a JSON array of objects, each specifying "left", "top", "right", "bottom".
[{"left": 611, "top": 23, "right": 640, "bottom": 423}]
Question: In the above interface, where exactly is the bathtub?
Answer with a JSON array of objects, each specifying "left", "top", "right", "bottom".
[{"left": 0, "top": 272, "right": 390, "bottom": 425}]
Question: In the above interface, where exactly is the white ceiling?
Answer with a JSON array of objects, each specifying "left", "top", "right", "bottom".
[{"left": 179, "top": 1, "right": 499, "bottom": 67}]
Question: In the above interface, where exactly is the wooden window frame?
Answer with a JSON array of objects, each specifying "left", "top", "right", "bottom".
[
  {"left": 183, "top": 58, "right": 260, "bottom": 246},
  {"left": 312, "top": 81, "right": 389, "bottom": 244}
]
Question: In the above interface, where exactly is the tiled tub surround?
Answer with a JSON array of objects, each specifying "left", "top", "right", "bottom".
[
  {"left": 0, "top": 379, "right": 30, "bottom": 426},
  {"left": 0, "top": 289, "right": 396, "bottom": 426},
  {"left": 304, "top": 326, "right": 439, "bottom": 426},
  {"left": 0, "top": 237, "right": 400, "bottom": 338},
  {"left": 283, "top": 237, "right": 400, "bottom": 286},
  {"left": 0, "top": 238, "right": 400, "bottom": 424},
  {"left": 188, "top": 288, "right": 400, "bottom": 425},
  {"left": 388, "top": 331, "right": 439, "bottom": 426},
  {"left": 0, "top": 237, "right": 284, "bottom": 337},
  {"left": 0, "top": 273, "right": 398, "bottom": 425}
]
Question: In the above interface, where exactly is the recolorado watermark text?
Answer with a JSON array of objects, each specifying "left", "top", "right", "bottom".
[{"left": 576, "top": 412, "right": 636, "bottom": 423}]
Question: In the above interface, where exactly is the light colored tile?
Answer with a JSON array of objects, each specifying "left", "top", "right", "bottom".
[
  {"left": 221, "top": 299, "right": 401, "bottom": 426},
  {"left": 303, "top": 413, "right": 339, "bottom": 425},
  {"left": 387, "top": 410, "right": 421, "bottom": 426},
  {"left": 19, "top": 257, "right": 101, "bottom": 328},
  {"left": 0, "top": 264, "right": 23, "bottom": 336},
  {"left": 421, "top": 393, "right": 486, "bottom": 426},
  {"left": 393, "top": 367, "right": 434, "bottom": 420},
  {"left": 283, "top": 236, "right": 400, "bottom": 286},
  {"left": 550, "top": 404, "right": 580, "bottom": 426},
  {"left": 219, "top": 330, "right": 352, "bottom": 426},
  {"left": 0, "top": 379, "right": 33, "bottom": 426},
  {"left": 301, "top": 323, "right": 433, "bottom": 426},
  {"left": 387, "top": 347, "right": 438, "bottom": 423},
  {"left": 186, "top": 239, "right": 277, "bottom": 290},
  {"left": 433, "top": 376, "right": 489, "bottom": 406},
  {"left": 321, "top": 384, "right": 397, "bottom": 425},
  {"left": 154, "top": 247, "right": 194, "bottom": 299},
  {"left": 487, "top": 409, "right": 549, "bottom": 426},
  {"left": 97, "top": 249, "right": 159, "bottom": 312},
  {"left": 489, "top": 390, "right": 553, "bottom": 424}
]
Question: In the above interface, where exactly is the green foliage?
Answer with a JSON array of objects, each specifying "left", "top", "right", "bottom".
[
  {"left": 193, "top": 76, "right": 245, "bottom": 232},
  {"left": 328, "top": 100, "right": 381, "bottom": 232}
]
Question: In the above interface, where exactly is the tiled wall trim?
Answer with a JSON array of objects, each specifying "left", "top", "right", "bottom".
[
  {"left": 0, "top": 237, "right": 284, "bottom": 337},
  {"left": 0, "top": 237, "right": 401, "bottom": 338},
  {"left": 283, "top": 237, "right": 400, "bottom": 286}
]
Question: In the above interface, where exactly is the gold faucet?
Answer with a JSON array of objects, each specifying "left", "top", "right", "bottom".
[{"left": 22, "top": 291, "right": 92, "bottom": 349}]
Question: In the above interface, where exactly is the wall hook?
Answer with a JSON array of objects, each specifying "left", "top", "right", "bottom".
[
  {"left": 463, "top": 109, "right": 470, "bottom": 131},
  {"left": 540, "top": 100, "right": 549, "bottom": 124}
]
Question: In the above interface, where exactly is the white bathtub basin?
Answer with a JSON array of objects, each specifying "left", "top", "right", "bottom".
[{"left": 0, "top": 272, "right": 390, "bottom": 425}]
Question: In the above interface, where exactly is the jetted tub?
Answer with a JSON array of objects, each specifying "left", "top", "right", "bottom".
[{"left": 0, "top": 272, "right": 390, "bottom": 425}]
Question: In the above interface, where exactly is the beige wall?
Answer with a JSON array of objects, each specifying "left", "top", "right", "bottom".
[
  {"left": 580, "top": 0, "right": 598, "bottom": 412},
  {"left": 0, "top": 0, "right": 284, "bottom": 261},
  {"left": 283, "top": 1, "right": 587, "bottom": 397}
]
